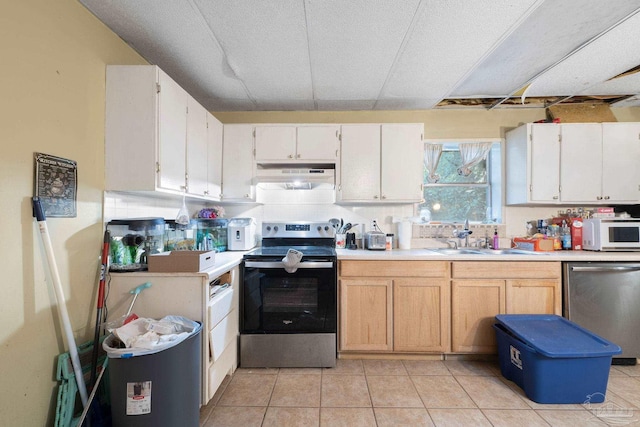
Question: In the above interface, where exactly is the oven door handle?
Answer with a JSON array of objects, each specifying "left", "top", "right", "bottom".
[{"left": 244, "top": 261, "right": 334, "bottom": 269}]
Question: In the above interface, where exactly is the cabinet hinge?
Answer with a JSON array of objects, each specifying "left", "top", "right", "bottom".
[
  {"left": 529, "top": 184, "right": 532, "bottom": 192},
  {"left": 156, "top": 162, "right": 160, "bottom": 173},
  {"left": 338, "top": 133, "right": 342, "bottom": 142},
  {"left": 335, "top": 149, "right": 339, "bottom": 158},
  {"left": 156, "top": 83, "right": 161, "bottom": 94},
  {"left": 558, "top": 134, "right": 562, "bottom": 143},
  {"left": 252, "top": 129, "right": 256, "bottom": 138},
  {"left": 529, "top": 133, "right": 532, "bottom": 142}
]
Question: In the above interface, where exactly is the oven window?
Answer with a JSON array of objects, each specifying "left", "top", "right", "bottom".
[
  {"left": 609, "top": 227, "right": 640, "bottom": 243},
  {"left": 242, "top": 265, "right": 336, "bottom": 334}
]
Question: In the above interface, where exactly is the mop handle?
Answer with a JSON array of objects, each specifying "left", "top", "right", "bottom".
[
  {"left": 32, "top": 198, "right": 89, "bottom": 407},
  {"left": 126, "top": 282, "right": 152, "bottom": 317}
]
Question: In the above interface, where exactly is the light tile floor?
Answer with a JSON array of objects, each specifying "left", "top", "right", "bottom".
[{"left": 200, "top": 359, "right": 640, "bottom": 427}]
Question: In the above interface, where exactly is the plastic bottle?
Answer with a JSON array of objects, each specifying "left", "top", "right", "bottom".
[
  {"left": 492, "top": 228, "right": 499, "bottom": 249},
  {"left": 561, "top": 220, "right": 572, "bottom": 250}
]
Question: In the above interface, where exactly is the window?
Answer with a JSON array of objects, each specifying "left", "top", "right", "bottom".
[{"left": 419, "top": 140, "right": 502, "bottom": 223}]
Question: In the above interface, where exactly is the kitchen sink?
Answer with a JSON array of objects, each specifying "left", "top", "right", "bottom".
[
  {"left": 425, "top": 248, "right": 547, "bottom": 256},
  {"left": 425, "top": 248, "right": 484, "bottom": 255}
]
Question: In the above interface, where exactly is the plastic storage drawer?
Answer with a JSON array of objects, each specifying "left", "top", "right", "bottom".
[{"left": 493, "top": 314, "right": 621, "bottom": 404}]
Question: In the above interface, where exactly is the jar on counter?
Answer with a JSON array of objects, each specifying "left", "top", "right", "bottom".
[{"left": 386, "top": 234, "right": 394, "bottom": 250}]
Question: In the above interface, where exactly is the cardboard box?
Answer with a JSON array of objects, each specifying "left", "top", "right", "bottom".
[
  {"left": 148, "top": 251, "right": 216, "bottom": 272},
  {"left": 512, "top": 237, "right": 555, "bottom": 252}
]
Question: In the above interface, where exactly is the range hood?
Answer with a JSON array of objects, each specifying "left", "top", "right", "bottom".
[{"left": 254, "top": 164, "right": 335, "bottom": 190}]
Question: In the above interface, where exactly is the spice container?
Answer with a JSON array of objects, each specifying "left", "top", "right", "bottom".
[
  {"left": 386, "top": 234, "right": 394, "bottom": 250},
  {"left": 164, "top": 219, "right": 196, "bottom": 251},
  {"left": 195, "top": 218, "right": 229, "bottom": 252},
  {"left": 107, "top": 217, "right": 165, "bottom": 271}
]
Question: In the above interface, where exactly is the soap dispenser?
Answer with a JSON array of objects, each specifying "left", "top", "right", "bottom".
[{"left": 492, "top": 228, "right": 499, "bottom": 250}]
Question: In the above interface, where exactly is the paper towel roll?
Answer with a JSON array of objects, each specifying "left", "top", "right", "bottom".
[{"left": 397, "top": 221, "right": 412, "bottom": 250}]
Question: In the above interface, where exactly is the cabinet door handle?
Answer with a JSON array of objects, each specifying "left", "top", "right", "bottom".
[
  {"left": 604, "top": 196, "right": 610, "bottom": 200},
  {"left": 596, "top": 196, "right": 603, "bottom": 200},
  {"left": 553, "top": 196, "right": 558, "bottom": 200},
  {"left": 381, "top": 195, "right": 386, "bottom": 199},
  {"left": 296, "top": 154, "right": 301, "bottom": 159},
  {"left": 374, "top": 195, "right": 379, "bottom": 199},
  {"left": 288, "top": 154, "right": 293, "bottom": 159}
]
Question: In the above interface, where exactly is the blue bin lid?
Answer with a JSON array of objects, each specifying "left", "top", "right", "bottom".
[{"left": 495, "top": 314, "right": 622, "bottom": 358}]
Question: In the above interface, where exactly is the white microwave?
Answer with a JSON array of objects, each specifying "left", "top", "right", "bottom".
[{"left": 582, "top": 218, "right": 640, "bottom": 251}]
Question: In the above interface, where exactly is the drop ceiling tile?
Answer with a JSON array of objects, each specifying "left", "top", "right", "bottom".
[
  {"left": 581, "top": 72, "right": 640, "bottom": 96},
  {"left": 306, "top": 0, "right": 421, "bottom": 100},
  {"left": 79, "top": 0, "right": 250, "bottom": 108},
  {"left": 452, "top": 0, "right": 640, "bottom": 97},
  {"left": 526, "top": 10, "right": 640, "bottom": 96},
  {"left": 380, "top": 0, "right": 542, "bottom": 108},
  {"left": 193, "top": 0, "right": 312, "bottom": 101},
  {"left": 611, "top": 95, "right": 640, "bottom": 108}
]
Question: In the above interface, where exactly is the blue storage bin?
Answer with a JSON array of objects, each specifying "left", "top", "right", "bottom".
[{"left": 494, "top": 314, "right": 621, "bottom": 404}]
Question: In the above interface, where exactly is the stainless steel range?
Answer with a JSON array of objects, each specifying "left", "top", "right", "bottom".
[{"left": 240, "top": 221, "right": 337, "bottom": 368}]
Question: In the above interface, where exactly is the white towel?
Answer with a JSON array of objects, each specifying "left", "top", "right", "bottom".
[{"left": 282, "top": 248, "right": 303, "bottom": 273}]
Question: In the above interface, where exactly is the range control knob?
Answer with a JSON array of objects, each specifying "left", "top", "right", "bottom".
[
  {"left": 266, "top": 226, "right": 271, "bottom": 232},
  {"left": 324, "top": 226, "right": 329, "bottom": 231},
  {"left": 317, "top": 226, "right": 322, "bottom": 231},
  {"left": 273, "top": 226, "right": 279, "bottom": 232}
]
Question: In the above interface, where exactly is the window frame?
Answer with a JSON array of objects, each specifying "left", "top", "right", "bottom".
[{"left": 420, "top": 138, "right": 503, "bottom": 224}]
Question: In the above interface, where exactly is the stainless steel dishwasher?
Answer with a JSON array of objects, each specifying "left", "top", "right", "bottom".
[{"left": 564, "top": 262, "right": 640, "bottom": 364}]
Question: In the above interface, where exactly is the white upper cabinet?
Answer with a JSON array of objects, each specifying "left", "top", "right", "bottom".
[
  {"left": 206, "top": 113, "right": 224, "bottom": 200},
  {"left": 339, "top": 125, "right": 381, "bottom": 202},
  {"left": 558, "top": 123, "right": 602, "bottom": 203},
  {"left": 506, "top": 122, "right": 640, "bottom": 205},
  {"left": 221, "top": 124, "right": 255, "bottom": 201},
  {"left": 601, "top": 123, "right": 640, "bottom": 203},
  {"left": 296, "top": 125, "right": 340, "bottom": 161},
  {"left": 105, "top": 65, "right": 222, "bottom": 201},
  {"left": 106, "top": 65, "right": 186, "bottom": 193},
  {"left": 185, "top": 95, "right": 209, "bottom": 197},
  {"left": 506, "top": 123, "right": 561, "bottom": 205},
  {"left": 380, "top": 124, "right": 424, "bottom": 202},
  {"left": 254, "top": 125, "right": 339, "bottom": 162},
  {"left": 338, "top": 124, "right": 424, "bottom": 203}
]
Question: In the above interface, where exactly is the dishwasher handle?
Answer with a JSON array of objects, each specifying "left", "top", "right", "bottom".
[{"left": 570, "top": 265, "right": 640, "bottom": 272}]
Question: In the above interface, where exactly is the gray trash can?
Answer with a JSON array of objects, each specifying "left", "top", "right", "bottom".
[{"left": 103, "top": 316, "right": 202, "bottom": 427}]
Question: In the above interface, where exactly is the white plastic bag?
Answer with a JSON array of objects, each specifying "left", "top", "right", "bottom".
[{"left": 103, "top": 315, "right": 201, "bottom": 358}]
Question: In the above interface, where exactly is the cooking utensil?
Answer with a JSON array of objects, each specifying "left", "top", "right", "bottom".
[{"left": 329, "top": 218, "right": 340, "bottom": 230}]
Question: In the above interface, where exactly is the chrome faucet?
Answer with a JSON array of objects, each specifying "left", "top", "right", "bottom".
[{"left": 452, "top": 219, "right": 473, "bottom": 247}]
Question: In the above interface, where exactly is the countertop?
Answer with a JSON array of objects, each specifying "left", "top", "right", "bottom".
[
  {"left": 111, "top": 251, "right": 247, "bottom": 280},
  {"left": 335, "top": 248, "right": 640, "bottom": 262}
]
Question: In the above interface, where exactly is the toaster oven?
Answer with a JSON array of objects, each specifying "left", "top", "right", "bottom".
[{"left": 364, "top": 231, "right": 386, "bottom": 250}]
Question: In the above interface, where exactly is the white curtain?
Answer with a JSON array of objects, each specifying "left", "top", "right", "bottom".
[
  {"left": 424, "top": 143, "right": 443, "bottom": 183},
  {"left": 457, "top": 142, "right": 493, "bottom": 176}
]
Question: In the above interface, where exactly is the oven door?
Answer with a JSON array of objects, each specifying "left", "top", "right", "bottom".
[{"left": 241, "top": 260, "right": 336, "bottom": 334}]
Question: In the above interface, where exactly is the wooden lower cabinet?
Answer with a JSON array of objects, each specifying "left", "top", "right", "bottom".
[
  {"left": 339, "top": 261, "right": 450, "bottom": 353},
  {"left": 451, "top": 279, "right": 505, "bottom": 353},
  {"left": 394, "top": 278, "right": 450, "bottom": 352},
  {"left": 451, "top": 261, "right": 561, "bottom": 353},
  {"left": 340, "top": 278, "right": 393, "bottom": 351}
]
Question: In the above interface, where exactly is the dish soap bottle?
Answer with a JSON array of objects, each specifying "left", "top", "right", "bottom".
[{"left": 492, "top": 228, "right": 499, "bottom": 249}]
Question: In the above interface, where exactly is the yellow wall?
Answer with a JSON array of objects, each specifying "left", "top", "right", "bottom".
[{"left": 0, "top": 1, "right": 145, "bottom": 424}]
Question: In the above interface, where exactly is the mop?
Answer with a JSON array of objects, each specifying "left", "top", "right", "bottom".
[{"left": 32, "top": 197, "right": 89, "bottom": 407}]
